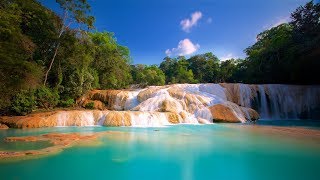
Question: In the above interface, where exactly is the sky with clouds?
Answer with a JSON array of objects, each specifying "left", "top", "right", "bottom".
[{"left": 41, "top": 0, "right": 310, "bottom": 65}]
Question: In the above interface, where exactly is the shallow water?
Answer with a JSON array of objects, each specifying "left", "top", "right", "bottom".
[
  {"left": 0, "top": 123, "right": 320, "bottom": 180},
  {"left": 255, "top": 119, "right": 320, "bottom": 129}
]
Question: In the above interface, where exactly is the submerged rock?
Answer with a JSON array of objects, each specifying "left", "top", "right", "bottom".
[{"left": 0, "top": 132, "right": 108, "bottom": 160}]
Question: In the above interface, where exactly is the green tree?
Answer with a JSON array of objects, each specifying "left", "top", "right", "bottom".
[
  {"left": 203, "top": 58, "right": 220, "bottom": 83},
  {"left": 131, "top": 65, "right": 165, "bottom": 86},
  {"left": 160, "top": 57, "right": 178, "bottom": 84},
  {"left": 90, "top": 32, "right": 132, "bottom": 89},
  {"left": 43, "top": 0, "right": 95, "bottom": 85},
  {"left": 219, "top": 59, "right": 238, "bottom": 82},
  {"left": 175, "top": 57, "right": 197, "bottom": 83},
  {"left": 242, "top": 1, "right": 320, "bottom": 84},
  {"left": 0, "top": 0, "right": 43, "bottom": 110},
  {"left": 244, "top": 24, "right": 294, "bottom": 83},
  {"left": 188, "top": 52, "right": 219, "bottom": 82},
  {"left": 11, "top": 90, "right": 36, "bottom": 115},
  {"left": 290, "top": 1, "right": 320, "bottom": 38},
  {"left": 289, "top": 1, "right": 320, "bottom": 84},
  {"left": 62, "top": 36, "right": 99, "bottom": 98},
  {"left": 35, "top": 86, "right": 59, "bottom": 109}
]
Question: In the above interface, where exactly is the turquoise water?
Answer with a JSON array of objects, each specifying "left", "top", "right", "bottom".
[
  {"left": 0, "top": 124, "right": 320, "bottom": 180},
  {"left": 255, "top": 119, "right": 320, "bottom": 129}
]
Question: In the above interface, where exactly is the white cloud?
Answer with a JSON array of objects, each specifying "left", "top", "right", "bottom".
[
  {"left": 180, "top": 11, "right": 203, "bottom": 32},
  {"left": 165, "top": 39, "right": 200, "bottom": 57},
  {"left": 207, "top": 17, "right": 212, "bottom": 24},
  {"left": 220, "top": 53, "right": 238, "bottom": 61}
]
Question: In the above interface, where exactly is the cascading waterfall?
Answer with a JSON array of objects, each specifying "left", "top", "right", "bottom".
[
  {"left": 237, "top": 84, "right": 320, "bottom": 119},
  {"left": 55, "top": 83, "right": 320, "bottom": 127},
  {"left": 129, "top": 112, "right": 172, "bottom": 127},
  {"left": 264, "top": 85, "right": 320, "bottom": 119},
  {"left": 238, "top": 83, "right": 254, "bottom": 107},
  {"left": 124, "top": 90, "right": 141, "bottom": 110},
  {"left": 56, "top": 111, "right": 97, "bottom": 126},
  {"left": 257, "top": 85, "right": 269, "bottom": 119}
]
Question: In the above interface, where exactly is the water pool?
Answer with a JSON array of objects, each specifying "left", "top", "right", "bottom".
[{"left": 0, "top": 124, "right": 319, "bottom": 180}]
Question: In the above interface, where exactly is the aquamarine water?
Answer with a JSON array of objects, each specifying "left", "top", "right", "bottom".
[{"left": 0, "top": 124, "right": 320, "bottom": 180}]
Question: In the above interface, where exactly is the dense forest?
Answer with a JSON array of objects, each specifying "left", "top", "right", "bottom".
[{"left": 0, "top": 0, "right": 319, "bottom": 115}]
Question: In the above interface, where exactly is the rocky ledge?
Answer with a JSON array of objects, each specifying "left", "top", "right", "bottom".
[
  {"left": 0, "top": 106, "right": 258, "bottom": 129},
  {"left": 0, "top": 123, "right": 9, "bottom": 129}
]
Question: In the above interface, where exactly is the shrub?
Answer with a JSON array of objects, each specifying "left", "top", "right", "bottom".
[
  {"left": 35, "top": 86, "right": 59, "bottom": 109},
  {"left": 11, "top": 90, "right": 36, "bottom": 115},
  {"left": 84, "top": 102, "right": 94, "bottom": 109},
  {"left": 59, "top": 98, "right": 75, "bottom": 108}
]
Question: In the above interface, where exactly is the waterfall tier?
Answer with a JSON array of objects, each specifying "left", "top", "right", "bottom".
[
  {"left": 79, "top": 83, "right": 320, "bottom": 122},
  {"left": 2, "top": 83, "right": 319, "bottom": 128},
  {"left": 221, "top": 84, "right": 320, "bottom": 119}
]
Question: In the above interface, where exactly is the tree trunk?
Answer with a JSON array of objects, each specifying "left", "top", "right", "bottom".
[
  {"left": 43, "top": 12, "right": 67, "bottom": 86},
  {"left": 43, "top": 42, "right": 60, "bottom": 85}
]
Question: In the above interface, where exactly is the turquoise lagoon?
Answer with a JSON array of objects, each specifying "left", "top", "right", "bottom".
[{"left": 0, "top": 122, "right": 320, "bottom": 180}]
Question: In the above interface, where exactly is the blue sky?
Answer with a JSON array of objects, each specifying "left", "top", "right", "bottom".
[{"left": 41, "top": 0, "right": 310, "bottom": 65}]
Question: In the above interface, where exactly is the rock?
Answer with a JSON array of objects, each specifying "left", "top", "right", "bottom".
[
  {"left": 0, "top": 110, "right": 109, "bottom": 128},
  {"left": 160, "top": 100, "right": 181, "bottom": 113},
  {"left": 0, "top": 123, "right": 9, "bottom": 129},
  {"left": 103, "top": 111, "right": 181, "bottom": 126},
  {"left": 104, "top": 111, "right": 132, "bottom": 126},
  {"left": 165, "top": 113, "right": 181, "bottom": 124},
  {"left": 1, "top": 132, "right": 104, "bottom": 160},
  {"left": 179, "top": 111, "right": 188, "bottom": 120},
  {"left": 241, "top": 107, "right": 260, "bottom": 121},
  {"left": 219, "top": 83, "right": 258, "bottom": 106},
  {"left": 82, "top": 100, "right": 105, "bottom": 110},
  {"left": 209, "top": 104, "right": 242, "bottom": 123},
  {"left": 78, "top": 89, "right": 127, "bottom": 110},
  {"left": 5, "top": 136, "right": 38, "bottom": 142},
  {"left": 209, "top": 103, "right": 259, "bottom": 123},
  {"left": 137, "top": 86, "right": 162, "bottom": 102}
]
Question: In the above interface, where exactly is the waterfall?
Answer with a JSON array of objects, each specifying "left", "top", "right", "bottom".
[
  {"left": 129, "top": 112, "right": 171, "bottom": 127},
  {"left": 55, "top": 111, "right": 111, "bottom": 127},
  {"left": 56, "top": 111, "right": 96, "bottom": 127},
  {"left": 74, "top": 83, "right": 320, "bottom": 127},
  {"left": 236, "top": 84, "right": 320, "bottom": 120},
  {"left": 10, "top": 83, "right": 319, "bottom": 129},
  {"left": 124, "top": 90, "right": 141, "bottom": 110},
  {"left": 262, "top": 85, "right": 320, "bottom": 119},
  {"left": 258, "top": 85, "right": 269, "bottom": 119},
  {"left": 238, "top": 83, "right": 253, "bottom": 107}
]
